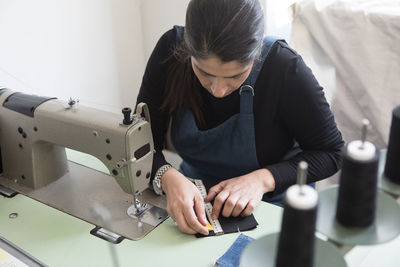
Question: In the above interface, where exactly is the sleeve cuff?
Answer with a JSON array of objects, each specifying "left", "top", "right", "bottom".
[{"left": 263, "top": 162, "right": 297, "bottom": 198}]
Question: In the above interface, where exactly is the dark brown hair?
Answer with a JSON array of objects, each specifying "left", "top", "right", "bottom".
[{"left": 162, "top": 0, "right": 264, "bottom": 128}]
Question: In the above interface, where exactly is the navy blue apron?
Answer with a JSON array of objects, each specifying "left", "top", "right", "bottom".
[{"left": 171, "top": 37, "right": 293, "bottom": 206}]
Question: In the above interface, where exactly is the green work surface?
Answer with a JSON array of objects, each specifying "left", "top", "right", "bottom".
[
  {"left": 2, "top": 194, "right": 400, "bottom": 267},
  {"left": 1, "top": 150, "right": 399, "bottom": 267},
  {"left": 0, "top": 194, "right": 282, "bottom": 267}
]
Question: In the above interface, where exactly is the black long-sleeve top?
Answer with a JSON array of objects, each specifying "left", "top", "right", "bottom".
[{"left": 137, "top": 26, "right": 344, "bottom": 196}]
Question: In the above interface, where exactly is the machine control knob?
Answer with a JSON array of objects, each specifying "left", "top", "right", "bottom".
[{"left": 122, "top": 107, "right": 133, "bottom": 125}]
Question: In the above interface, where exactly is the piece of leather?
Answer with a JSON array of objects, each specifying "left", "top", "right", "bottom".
[{"left": 196, "top": 214, "right": 258, "bottom": 238}]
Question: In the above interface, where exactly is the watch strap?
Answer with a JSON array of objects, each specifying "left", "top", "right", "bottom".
[{"left": 153, "top": 164, "right": 173, "bottom": 195}]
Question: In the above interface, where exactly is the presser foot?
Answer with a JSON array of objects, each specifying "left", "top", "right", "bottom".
[{"left": 127, "top": 203, "right": 168, "bottom": 227}]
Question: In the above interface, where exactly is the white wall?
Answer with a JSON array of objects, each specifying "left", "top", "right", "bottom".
[
  {"left": 141, "top": 0, "right": 189, "bottom": 59},
  {"left": 0, "top": 0, "right": 146, "bottom": 112},
  {"left": 0, "top": 0, "right": 283, "bottom": 111}
]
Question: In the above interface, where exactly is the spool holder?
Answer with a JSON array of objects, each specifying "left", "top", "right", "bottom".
[
  {"left": 378, "top": 149, "right": 400, "bottom": 198},
  {"left": 317, "top": 185, "right": 400, "bottom": 246},
  {"left": 241, "top": 162, "right": 347, "bottom": 266},
  {"left": 240, "top": 144, "right": 400, "bottom": 265},
  {"left": 240, "top": 233, "right": 347, "bottom": 267},
  {"left": 241, "top": 184, "right": 400, "bottom": 266}
]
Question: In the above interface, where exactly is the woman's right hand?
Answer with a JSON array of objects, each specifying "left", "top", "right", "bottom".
[{"left": 161, "top": 168, "right": 209, "bottom": 235}]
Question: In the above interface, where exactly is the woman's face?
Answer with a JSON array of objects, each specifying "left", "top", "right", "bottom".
[{"left": 191, "top": 56, "right": 253, "bottom": 98}]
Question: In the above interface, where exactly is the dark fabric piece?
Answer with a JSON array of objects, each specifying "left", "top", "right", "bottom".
[
  {"left": 195, "top": 214, "right": 258, "bottom": 238},
  {"left": 219, "top": 214, "right": 258, "bottom": 233},
  {"left": 136, "top": 26, "right": 344, "bottom": 197},
  {"left": 215, "top": 234, "right": 255, "bottom": 267}
]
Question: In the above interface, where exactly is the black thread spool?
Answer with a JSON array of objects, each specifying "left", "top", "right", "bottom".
[
  {"left": 336, "top": 120, "right": 379, "bottom": 227},
  {"left": 276, "top": 162, "right": 318, "bottom": 267},
  {"left": 384, "top": 106, "right": 400, "bottom": 184}
]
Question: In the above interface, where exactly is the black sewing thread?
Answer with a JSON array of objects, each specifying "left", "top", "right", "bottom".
[
  {"left": 384, "top": 105, "right": 400, "bottom": 184},
  {"left": 336, "top": 146, "right": 379, "bottom": 227},
  {"left": 276, "top": 194, "right": 317, "bottom": 267}
]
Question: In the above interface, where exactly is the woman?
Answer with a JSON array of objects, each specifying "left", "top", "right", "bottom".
[{"left": 136, "top": 0, "right": 344, "bottom": 235}]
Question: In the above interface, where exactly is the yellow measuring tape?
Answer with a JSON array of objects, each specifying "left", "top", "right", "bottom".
[{"left": 194, "top": 179, "right": 224, "bottom": 235}]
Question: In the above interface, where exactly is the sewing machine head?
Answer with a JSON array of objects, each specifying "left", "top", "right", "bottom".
[
  {"left": 0, "top": 88, "right": 153, "bottom": 195},
  {"left": 0, "top": 88, "right": 167, "bottom": 241}
]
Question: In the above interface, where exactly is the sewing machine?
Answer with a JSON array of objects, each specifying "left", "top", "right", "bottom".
[{"left": 0, "top": 88, "right": 168, "bottom": 241}]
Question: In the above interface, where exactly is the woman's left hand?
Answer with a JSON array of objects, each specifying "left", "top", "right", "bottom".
[{"left": 204, "top": 169, "right": 275, "bottom": 219}]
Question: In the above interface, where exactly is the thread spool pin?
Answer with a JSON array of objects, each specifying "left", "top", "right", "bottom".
[
  {"left": 360, "top": 119, "right": 370, "bottom": 149},
  {"left": 297, "top": 161, "right": 308, "bottom": 195}
]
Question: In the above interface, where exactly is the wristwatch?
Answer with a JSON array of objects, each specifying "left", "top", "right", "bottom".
[{"left": 153, "top": 164, "right": 173, "bottom": 195}]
